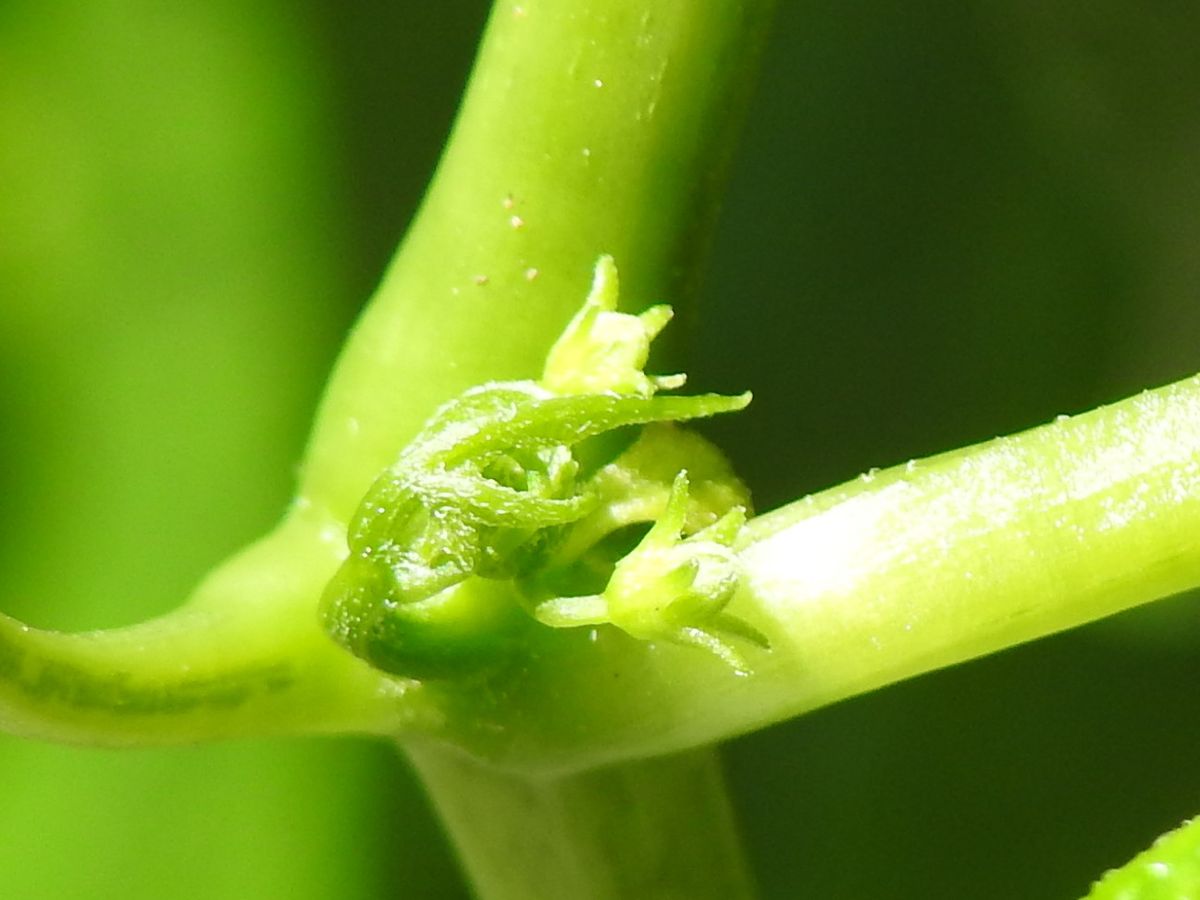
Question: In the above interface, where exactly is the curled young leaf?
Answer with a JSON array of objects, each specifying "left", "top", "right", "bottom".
[{"left": 319, "top": 257, "right": 755, "bottom": 680}]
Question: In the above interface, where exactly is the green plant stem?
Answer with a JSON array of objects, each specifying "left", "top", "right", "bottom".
[
  {"left": 409, "top": 744, "right": 755, "bottom": 900},
  {"left": 298, "top": 2, "right": 775, "bottom": 897},
  {"left": 428, "top": 372, "right": 1200, "bottom": 773},
  {"left": 0, "top": 516, "right": 425, "bottom": 745},
  {"left": 298, "top": 0, "right": 776, "bottom": 522},
  {"left": 1083, "top": 815, "right": 1200, "bottom": 899}
]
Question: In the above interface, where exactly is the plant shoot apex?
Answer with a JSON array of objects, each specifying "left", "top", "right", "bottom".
[
  {"left": 543, "top": 255, "right": 684, "bottom": 396},
  {"left": 320, "top": 256, "right": 756, "bottom": 680},
  {"left": 534, "top": 472, "right": 767, "bottom": 674}
]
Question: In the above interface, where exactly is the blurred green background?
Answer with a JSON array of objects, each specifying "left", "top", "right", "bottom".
[{"left": 3, "top": 2, "right": 1200, "bottom": 897}]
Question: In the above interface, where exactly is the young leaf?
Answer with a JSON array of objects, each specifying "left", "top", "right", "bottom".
[{"left": 319, "top": 256, "right": 754, "bottom": 680}]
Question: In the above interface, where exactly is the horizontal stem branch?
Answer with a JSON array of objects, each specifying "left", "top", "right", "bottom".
[
  {"left": 0, "top": 513, "right": 427, "bottom": 746},
  {"left": 433, "top": 372, "right": 1200, "bottom": 774}
]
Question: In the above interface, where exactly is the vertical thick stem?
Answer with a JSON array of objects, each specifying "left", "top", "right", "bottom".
[
  {"left": 297, "top": 2, "right": 776, "bottom": 896},
  {"left": 409, "top": 745, "right": 755, "bottom": 900}
]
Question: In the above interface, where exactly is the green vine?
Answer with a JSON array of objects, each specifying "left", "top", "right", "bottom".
[{"left": 5, "top": 0, "right": 1200, "bottom": 897}]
